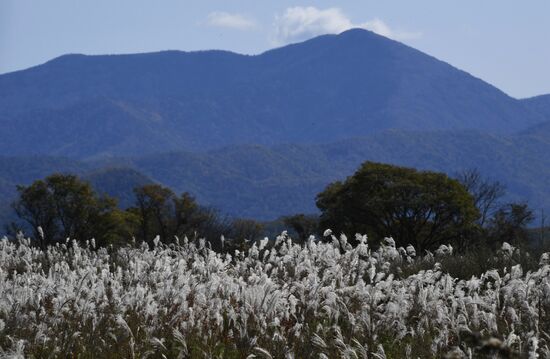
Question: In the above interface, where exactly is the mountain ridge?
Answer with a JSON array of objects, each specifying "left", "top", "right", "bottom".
[
  {"left": 521, "top": 94, "right": 550, "bottom": 121},
  {"left": 1, "top": 29, "right": 550, "bottom": 224},
  {"left": 2, "top": 128, "right": 550, "bottom": 222},
  {"left": 1, "top": 29, "right": 548, "bottom": 159}
]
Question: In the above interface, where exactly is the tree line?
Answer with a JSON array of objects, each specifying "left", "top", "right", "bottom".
[
  {"left": 313, "top": 162, "right": 534, "bottom": 252},
  {"left": 7, "top": 161, "right": 536, "bottom": 252},
  {"left": 8, "top": 174, "right": 261, "bottom": 251}
]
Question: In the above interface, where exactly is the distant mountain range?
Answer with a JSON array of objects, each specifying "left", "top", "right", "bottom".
[
  {"left": 2, "top": 127, "right": 550, "bottom": 222},
  {"left": 522, "top": 94, "right": 550, "bottom": 120},
  {"left": 1, "top": 29, "right": 548, "bottom": 158},
  {"left": 0, "top": 28, "right": 549, "bottom": 225}
]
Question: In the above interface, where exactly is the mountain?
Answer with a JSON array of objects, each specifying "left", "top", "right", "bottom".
[
  {"left": 0, "top": 156, "right": 92, "bottom": 228},
  {"left": 84, "top": 167, "right": 155, "bottom": 208},
  {"left": 0, "top": 29, "right": 546, "bottom": 159},
  {"left": 0, "top": 100, "right": 184, "bottom": 159},
  {"left": 0, "top": 156, "right": 92, "bottom": 195},
  {"left": 0, "top": 159, "right": 153, "bottom": 226},
  {"left": 123, "top": 130, "right": 550, "bottom": 219},
  {"left": 1, "top": 128, "right": 550, "bottom": 222},
  {"left": 522, "top": 94, "right": 550, "bottom": 120},
  {"left": 1, "top": 29, "right": 550, "bottom": 225}
]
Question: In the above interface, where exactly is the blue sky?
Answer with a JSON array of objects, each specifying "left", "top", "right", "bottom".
[{"left": 1, "top": 0, "right": 549, "bottom": 98}]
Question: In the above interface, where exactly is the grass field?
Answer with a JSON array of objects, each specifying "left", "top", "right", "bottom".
[{"left": 0, "top": 233, "right": 549, "bottom": 358}]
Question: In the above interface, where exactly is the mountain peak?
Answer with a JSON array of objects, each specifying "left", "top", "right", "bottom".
[
  {"left": 0, "top": 30, "right": 547, "bottom": 159},
  {"left": 337, "top": 27, "right": 382, "bottom": 38}
]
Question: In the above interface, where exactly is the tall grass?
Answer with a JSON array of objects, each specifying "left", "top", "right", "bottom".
[{"left": 0, "top": 232, "right": 549, "bottom": 358}]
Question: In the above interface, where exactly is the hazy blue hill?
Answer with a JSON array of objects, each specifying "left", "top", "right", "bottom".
[
  {"left": 516, "top": 94, "right": 550, "bottom": 137},
  {"left": 1, "top": 129, "right": 550, "bottom": 222},
  {"left": 0, "top": 156, "right": 90, "bottom": 228},
  {"left": 84, "top": 167, "right": 155, "bottom": 208},
  {"left": 3, "top": 98, "right": 207, "bottom": 158},
  {"left": 123, "top": 130, "right": 550, "bottom": 219},
  {"left": 0, "top": 156, "right": 91, "bottom": 185},
  {"left": 254, "top": 29, "right": 541, "bottom": 135},
  {"left": 2, "top": 28, "right": 550, "bottom": 224},
  {"left": 522, "top": 94, "right": 550, "bottom": 120},
  {"left": 0, "top": 159, "right": 151, "bottom": 225},
  {"left": 0, "top": 50, "right": 250, "bottom": 111},
  {"left": 0, "top": 29, "right": 546, "bottom": 158},
  {"left": 519, "top": 121, "right": 550, "bottom": 141},
  {"left": 128, "top": 147, "right": 334, "bottom": 218}
]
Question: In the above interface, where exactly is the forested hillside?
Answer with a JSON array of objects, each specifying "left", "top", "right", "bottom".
[
  {"left": 522, "top": 94, "right": 550, "bottom": 120},
  {"left": 0, "top": 29, "right": 546, "bottom": 158},
  {"left": 1, "top": 29, "right": 549, "bottom": 223},
  {"left": 2, "top": 129, "right": 550, "bottom": 222}
]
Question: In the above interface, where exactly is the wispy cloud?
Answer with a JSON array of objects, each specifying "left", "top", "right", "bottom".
[
  {"left": 273, "top": 7, "right": 421, "bottom": 44},
  {"left": 206, "top": 12, "right": 257, "bottom": 30}
]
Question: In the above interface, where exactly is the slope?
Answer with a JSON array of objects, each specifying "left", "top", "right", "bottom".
[
  {"left": 521, "top": 94, "right": 550, "bottom": 120},
  {"left": 2, "top": 129, "right": 550, "bottom": 222},
  {"left": 0, "top": 29, "right": 545, "bottom": 158}
]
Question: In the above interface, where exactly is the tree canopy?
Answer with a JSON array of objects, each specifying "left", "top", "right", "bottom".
[
  {"left": 12, "top": 174, "right": 127, "bottom": 247},
  {"left": 10, "top": 173, "right": 269, "bottom": 251},
  {"left": 129, "top": 184, "right": 232, "bottom": 247},
  {"left": 316, "top": 162, "right": 480, "bottom": 251}
]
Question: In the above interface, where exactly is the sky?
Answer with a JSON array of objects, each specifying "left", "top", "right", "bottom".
[{"left": 1, "top": 0, "right": 549, "bottom": 98}]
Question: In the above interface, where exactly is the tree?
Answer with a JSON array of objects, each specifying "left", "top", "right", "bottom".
[
  {"left": 486, "top": 203, "right": 534, "bottom": 246},
  {"left": 173, "top": 192, "right": 230, "bottom": 241},
  {"left": 12, "top": 180, "right": 57, "bottom": 247},
  {"left": 224, "top": 219, "right": 263, "bottom": 252},
  {"left": 282, "top": 214, "right": 319, "bottom": 243},
  {"left": 230, "top": 219, "right": 263, "bottom": 241},
  {"left": 12, "top": 174, "right": 122, "bottom": 247},
  {"left": 130, "top": 185, "right": 231, "bottom": 247},
  {"left": 457, "top": 169, "right": 505, "bottom": 227},
  {"left": 316, "top": 162, "right": 480, "bottom": 251},
  {"left": 132, "top": 184, "right": 175, "bottom": 243},
  {"left": 456, "top": 169, "right": 537, "bottom": 247},
  {"left": 190, "top": 206, "right": 231, "bottom": 248}
]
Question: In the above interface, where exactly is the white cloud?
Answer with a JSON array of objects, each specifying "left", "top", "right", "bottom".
[
  {"left": 273, "top": 7, "right": 421, "bottom": 44},
  {"left": 207, "top": 12, "right": 257, "bottom": 30}
]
